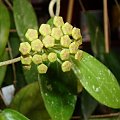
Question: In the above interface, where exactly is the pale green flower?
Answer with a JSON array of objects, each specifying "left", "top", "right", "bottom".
[
  {"left": 42, "top": 53, "right": 48, "bottom": 61},
  {"left": 31, "top": 39, "right": 43, "bottom": 52},
  {"left": 60, "top": 49, "right": 70, "bottom": 60},
  {"left": 21, "top": 55, "right": 32, "bottom": 65},
  {"left": 69, "top": 42, "right": 79, "bottom": 54},
  {"left": 61, "top": 61, "right": 72, "bottom": 72},
  {"left": 19, "top": 42, "right": 31, "bottom": 55},
  {"left": 60, "top": 35, "right": 71, "bottom": 47},
  {"left": 25, "top": 29, "right": 38, "bottom": 41},
  {"left": 53, "top": 16, "right": 64, "bottom": 27},
  {"left": 39, "top": 24, "right": 51, "bottom": 36},
  {"left": 51, "top": 27, "right": 63, "bottom": 40},
  {"left": 48, "top": 52, "right": 57, "bottom": 62},
  {"left": 42, "top": 35, "right": 55, "bottom": 48},
  {"left": 37, "top": 64, "right": 48, "bottom": 74},
  {"left": 62, "top": 22, "right": 73, "bottom": 35},
  {"left": 32, "top": 54, "right": 42, "bottom": 64},
  {"left": 75, "top": 50, "right": 83, "bottom": 60},
  {"left": 76, "top": 39, "right": 82, "bottom": 46},
  {"left": 72, "top": 27, "right": 81, "bottom": 40}
]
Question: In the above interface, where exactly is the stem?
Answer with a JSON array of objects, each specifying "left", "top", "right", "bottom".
[
  {"left": 4, "top": 0, "right": 13, "bottom": 11},
  {"left": 0, "top": 57, "right": 21, "bottom": 67}
]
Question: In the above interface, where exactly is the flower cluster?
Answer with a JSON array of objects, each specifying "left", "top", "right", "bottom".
[{"left": 19, "top": 16, "right": 83, "bottom": 74}]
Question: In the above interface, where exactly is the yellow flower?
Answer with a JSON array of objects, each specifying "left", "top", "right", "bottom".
[
  {"left": 69, "top": 42, "right": 79, "bottom": 54},
  {"left": 61, "top": 61, "right": 72, "bottom": 72},
  {"left": 21, "top": 55, "right": 32, "bottom": 65},
  {"left": 19, "top": 42, "right": 31, "bottom": 55},
  {"left": 37, "top": 64, "right": 48, "bottom": 74},
  {"left": 72, "top": 27, "right": 81, "bottom": 40},
  {"left": 39, "top": 24, "right": 51, "bottom": 36},
  {"left": 42, "top": 35, "right": 55, "bottom": 48},
  {"left": 60, "top": 35, "right": 71, "bottom": 47},
  {"left": 53, "top": 16, "right": 64, "bottom": 27},
  {"left": 32, "top": 54, "right": 42, "bottom": 64},
  {"left": 42, "top": 53, "right": 48, "bottom": 62},
  {"left": 31, "top": 39, "right": 43, "bottom": 52},
  {"left": 25, "top": 29, "right": 38, "bottom": 41},
  {"left": 75, "top": 50, "right": 83, "bottom": 60},
  {"left": 48, "top": 52, "right": 57, "bottom": 62},
  {"left": 62, "top": 22, "right": 73, "bottom": 35},
  {"left": 60, "top": 49, "right": 70, "bottom": 60}
]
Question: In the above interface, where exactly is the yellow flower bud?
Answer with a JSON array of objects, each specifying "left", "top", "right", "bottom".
[
  {"left": 25, "top": 29, "right": 38, "bottom": 41},
  {"left": 72, "top": 27, "right": 81, "bottom": 40},
  {"left": 76, "top": 39, "right": 82, "bottom": 46},
  {"left": 32, "top": 54, "right": 42, "bottom": 64},
  {"left": 42, "top": 35, "right": 55, "bottom": 48},
  {"left": 21, "top": 55, "right": 32, "bottom": 65},
  {"left": 60, "top": 35, "right": 71, "bottom": 47},
  {"left": 69, "top": 42, "right": 79, "bottom": 54},
  {"left": 37, "top": 64, "right": 48, "bottom": 74},
  {"left": 39, "top": 24, "right": 51, "bottom": 36},
  {"left": 75, "top": 50, "right": 83, "bottom": 60},
  {"left": 42, "top": 53, "right": 48, "bottom": 61},
  {"left": 31, "top": 39, "right": 43, "bottom": 52},
  {"left": 51, "top": 27, "right": 63, "bottom": 40},
  {"left": 48, "top": 52, "right": 57, "bottom": 62},
  {"left": 60, "top": 49, "right": 70, "bottom": 60},
  {"left": 61, "top": 61, "right": 72, "bottom": 72},
  {"left": 53, "top": 16, "right": 64, "bottom": 27},
  {"left": 19, "top": 42, "right": 31, "bottom": 55},
  {"left": 62, "top": 22, "right": 73, "bottom": 35}
]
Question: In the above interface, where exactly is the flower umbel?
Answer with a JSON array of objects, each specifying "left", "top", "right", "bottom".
[{"left": 19, "top": 16, "right": 83, "bottom": 74}]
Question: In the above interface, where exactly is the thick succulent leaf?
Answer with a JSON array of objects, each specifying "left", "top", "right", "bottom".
[
  {"left": 72, "top": 51, "right": 120, "bottom": 108},
  {"left": 0, "top": 51, "right": 9, "bottom": 87},
  {"left": 10, "top": 82, "right": 50, "bottom": 120},
  {"left": 13, "top": 0, "right": 38, "bottom": 42},
  {"left": 81, "top": 90, "right": 98, "bottom": 120},
  {"left": 0, "top": 2, "right": 10, "bottom": 57},
  {"left": 38, "top": 62, "right": 77, "bottom": 120},
  {"left": 0, "top": 109, "right": 29, "bottom": 120},
  {"left": 23, "top": 64, "right": 38, "bottom": 84}
]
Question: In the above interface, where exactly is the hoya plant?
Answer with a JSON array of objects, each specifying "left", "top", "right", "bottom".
[{"left": 0, "top": 0, "right": 120, "bottom": 120}]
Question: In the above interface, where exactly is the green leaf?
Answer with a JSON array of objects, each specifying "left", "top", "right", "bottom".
[
  {"left": 0, "top": 2, "right": 10, "bottom": 57},
  {"left": 23, "top": 63, "right": 38, "bottom": 84},
  {"left": 0, "top": 51, "right": 9, "bottom": 87},
  {"left": 13, "top": 0, "right": 38, "bottom": 42},
  {"left": 72, "top": 51, "right": 120, "bottom": 108},
  {"left": 81, "top": 89, "right": 98, "bottom": 120},
  {"left": 10, "top": 82, "right": 50, "bottom": 120},
  {"left": 0, "top": 109, "right": 29, "bottom": 120},
  {"left": 38, "top": 62, "right": 77, "bottom": 120}
]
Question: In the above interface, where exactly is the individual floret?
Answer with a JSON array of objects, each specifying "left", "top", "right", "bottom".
[
  {"left": 75, "top": 50, "right": 83, "bottom": 60},
  {"left": 62, "top": 22, "right": 73, "bottom": 35},
  {"left": 39, "top": 24, "right": 51, "bottom": 36},
  {"left": 48, "top": 52, "right": 57, "bottom": 62},
  {"left": 37, "top": 64, "right": 48, "bottom": 74},
  {"left": 21, "top": 55, "right": 32, "bottom": 65},
  {"left": 60, "top": 35, "right": 71, "bottom": 47},
  {"left": 61, "top": 61, "right": 72, "bottom": 72},
  {"left": 69, "top": 42, "right": 79, "bottom": 54},
  {"left": 19, "top": 42, "right": 31, "bottom": 55},
  {"left": 72, "top": 27, "right": 81, "bottom": 40},
  {"left": 53, "top": 16, "right": 64, "bottom": 27},
  {"left": 60, "top": 49, "right": 70, "bottom": 60},
  {"left": 25, "top": 29, "right": 38, "bottom": 41},
  {"left": 42, "top": 35, "right": 55, "bottom": 48},
  {"left": 31, "top": 39, "right": 43, "bottom": 52},
  {"left": 51, "top": 27, "right": 63, "bottom": 40},
  {"left": 32, "top": 54, "right": 42, "bottom": 64}
]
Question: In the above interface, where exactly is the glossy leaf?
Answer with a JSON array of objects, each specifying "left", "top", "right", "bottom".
[
  {"left": 72, "top": 51, "right": 120, "bottom": 108},
  {"left": 0, "top": 51, "right": 9, "bottom": 87},
  {"left": 10, "top": 82, "right": 50, "bottom": 120},
  {"left": 0, "top": 109, "right": 29, "bottom": 120},
  {"left": 0, "top": 2, "right": 10, "bottom": 57},
  {"left": 23, "top": 63, "right": 38, "bottom": 84},
  {"left": 13, "top": 0, "right": 38, "bottom": 42},
  {"left": 38, "top": 62, "right": 77, "bottom": 120}
]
